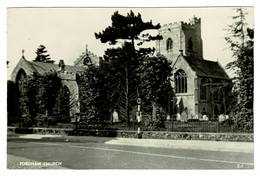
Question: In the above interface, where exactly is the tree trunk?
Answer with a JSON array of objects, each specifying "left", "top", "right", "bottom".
[
  {"left": 125, "top": 60, "right": 130, "bottom": 127},
  {"left": 152, "top": 101, "right": 157, "bottom": 121}
]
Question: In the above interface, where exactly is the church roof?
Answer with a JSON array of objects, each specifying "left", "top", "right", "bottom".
[
  {"left": 27, "top": 60, "right": 85, "bottom": 75},
  {"left": 183, "top": 56, "right": 230, "bottom": 79}
]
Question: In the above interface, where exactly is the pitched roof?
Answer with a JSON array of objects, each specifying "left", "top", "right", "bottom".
[
  {"left": 27, "top": 60, "right": 85, "bottom": 75},
  {"left": 182, "top": 56, "right": 230, "bottom": 79}
]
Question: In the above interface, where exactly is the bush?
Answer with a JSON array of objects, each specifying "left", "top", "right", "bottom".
[
  {"left": 35, "top": 114, "right": 56, "bottom": 127},
  {"left": 142, "top": 112, "right": 166, "bottom": 131},
  {"left": 21, "top": 114, "right": 33, "bottom": 127},
  {"left": 78, "top": 113, "right": 102, "bottom": 129}
]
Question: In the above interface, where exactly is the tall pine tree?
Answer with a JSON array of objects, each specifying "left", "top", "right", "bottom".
[
  {"left": 225, "top": 8, "right": 254, "bottom": 132},
  {"left": 95, "top": 10, "right": 161, "bottom": 126},
  {"left": 34, "top": 45, "right": 55, "bottom": 63}
]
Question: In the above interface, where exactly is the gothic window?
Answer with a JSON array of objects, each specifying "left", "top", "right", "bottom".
[
  {"left": 200, "top": 78, "right": 207, "bottom": 100},
  {"left": 175, "top": 70, "right": 187, "bottom": 93},
  {"left": 188, "top": 37, "right": 193, "bottom": 51},
  {"left": 16, "top": 69, "right": 27, "bottom": 94},
  {"left": 166, "top": 38, "right": 173, "bottom": 51}
]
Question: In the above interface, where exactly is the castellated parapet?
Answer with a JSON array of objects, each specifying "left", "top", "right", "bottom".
[{"left": 156, "top": 16, "right": 203, "bottom": 63}]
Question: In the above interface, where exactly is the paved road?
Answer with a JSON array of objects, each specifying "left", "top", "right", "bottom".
[{"left": 7, "top": 135, "right": 254, "bottom": 169}]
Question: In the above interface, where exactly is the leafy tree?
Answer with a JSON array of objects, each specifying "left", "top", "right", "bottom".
[
  {"left": 95, "top": 10, "right": 161, "bottom": 126},
  {"left": 18, "top": 72, "right": 61, "bottom": 126},
  {"left": 33, "top": 45, "right": 55, "bottom": 63},
  {"left": 77, "top": 62, "right": 109, "bottom": 128},
  {"left": 225, "top": 8, "right": 254, "bottom": 132},
  {"left": 7, "top": 80, "right": 20, "bottom": 125},
  {"left": 136, "top": 54, "right": 174, "bottom": 121}
]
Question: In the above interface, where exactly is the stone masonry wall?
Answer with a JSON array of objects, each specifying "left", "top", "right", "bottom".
[
  {"left": 173, "top": 55, "right": 197, "bottom": 117},
  {"left": 7, "top": 127, "right": 254, "bottom": 142},
  {"left": 58, "top": 72, "right": 80, "bottom": 116}
]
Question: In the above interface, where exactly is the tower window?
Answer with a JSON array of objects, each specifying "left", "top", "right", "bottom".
[
  {"left": 166, "top": 38, "right": 173, "bottom": 51},
  {"left": 175, "top": 69, "right": 187, "bottom": 93}
]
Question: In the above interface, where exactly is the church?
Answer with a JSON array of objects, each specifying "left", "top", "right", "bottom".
[
  {"left": 10, "top": 16, "right": 230, "bottom": 121},
  {"left": 156, "top": 16, "right": 230, "bottom": 121}
]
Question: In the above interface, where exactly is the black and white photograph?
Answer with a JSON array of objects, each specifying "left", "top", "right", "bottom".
[{"left": 1, "top": 0, "right": 257, "bottom": 174}]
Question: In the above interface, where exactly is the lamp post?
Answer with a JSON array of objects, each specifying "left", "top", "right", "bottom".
[{"left": 136, "top": 97, "right": 142, "bottom": 138}]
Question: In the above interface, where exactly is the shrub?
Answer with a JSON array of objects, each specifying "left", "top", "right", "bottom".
[
  {"left": 21, "top": 114, "right": 33, "bottom": 127},
  {"left": 35, "top": 114, "right": 56, "bottom": 127},
  {"left": 78, "top": 113, "right": 102, "bottom": 129}
]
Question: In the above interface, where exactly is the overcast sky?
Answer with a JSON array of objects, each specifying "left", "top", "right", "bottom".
[{"left": 6, "top": 7, "right": 254, "bottom": 79}]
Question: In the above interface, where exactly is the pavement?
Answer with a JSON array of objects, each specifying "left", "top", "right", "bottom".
[
  {"left": 105, "top": 138, "right": 254, "bottom": 153},
  {"left": 8, "top": 133, "right": 254, "bottom": 153}
]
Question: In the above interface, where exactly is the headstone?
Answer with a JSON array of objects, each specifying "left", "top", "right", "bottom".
[
  {"left": 193, "top": 115, "right": 199, "bottom": 119},
  {"left": 181, "top": 110, "right": 188, "bottom": 122},
  {"left": 113, "top": 110, "right": 119, "bottom": 122},
  {"left": 176, "top": 113, "right": 181, "bottom": 121},
  {"left": 202, "top": 114, "right": 209, "bottom": 121},
  {"left": 218, "top": 114, "right": 225, "bottom": 122}
]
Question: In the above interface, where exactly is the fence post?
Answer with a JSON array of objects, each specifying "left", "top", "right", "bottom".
[
  {"left": 171, "top": 117, "right": 173, "bottom": 131},
  {"left": 217, "top": 121, "right": 220, "bottom": 133}
]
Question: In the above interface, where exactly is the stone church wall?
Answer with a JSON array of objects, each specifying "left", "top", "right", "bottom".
[
  {"left": 156, "top": 22, "right": 182, "bottom": 64},
  {"left": 58, "top": 71, "right": 80, "bottom": 116},
  {"left": 11, "top": 58, "right": 35, "bottom": 83},
  {"left": 181, "top": 19, "right": 203, "bottom": 59},
  {"left": 172, "top": 55, "right": 197, "bottom": 118}
]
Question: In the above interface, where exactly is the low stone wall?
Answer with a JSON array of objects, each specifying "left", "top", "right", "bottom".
[{"left": 7, "top": 127, "right": 254, "bottom": 142}]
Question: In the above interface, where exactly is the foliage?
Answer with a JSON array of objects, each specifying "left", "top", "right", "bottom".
[
  {"left": 33, "top": 45, "right": 55, "bottom": 63},
  {"left": 7, "top": 80, "right": 20, "bottom": 124},
  {"left": 142, "top": 109, "right": 167, "bottom": 131},
  {"left": 21, "top": 114, "right": 33, "bottom": 127},
  {"left": 18, "top": 72, "right": 62, "bottom": 126},
  {"left": 95, "top": 10, "right": 163, "bottom": 126},
  {"left": 34, "top": 114, "right": 56, "bottom": 127},
  {"left": 137, "top": 54, "right": 173, "bottom": 107},
  {"left": 101, "top": 43, "right": 140, "bottom": 124},
  {"left": 95, "top": 10, "right": 161, "bottom": 45},
  {"left": 77, "top": 62, "right": 109, "bottom": 127},
  {"left": 225, "top": 8, "right": 254, "bottom": 132}
]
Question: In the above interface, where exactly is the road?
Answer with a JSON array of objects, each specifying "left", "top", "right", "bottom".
[{"left": 7, "top": 135, "right": 254, "bottom": 169}]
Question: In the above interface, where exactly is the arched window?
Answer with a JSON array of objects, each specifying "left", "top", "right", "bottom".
[
  {"left": 200, "top": 78, "right": 207, "bottom": 100},
  {"left": 175, "top": 70, "right": 187, "bottom": 93},
  {"left": 166, "top": 38, "right": 173, "bottom": 51},
  {"left": 16, "top": 69, "right": 27, "bottom": 94}
]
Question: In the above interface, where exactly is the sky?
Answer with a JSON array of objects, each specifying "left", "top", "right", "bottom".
[{"left": 6, "top": 7, "right": 254, "bottom": 79}]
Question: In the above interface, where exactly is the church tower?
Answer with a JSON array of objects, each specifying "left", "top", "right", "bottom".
[{"left": 156, "top": 16, "right": 203, "bottom": 63}]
